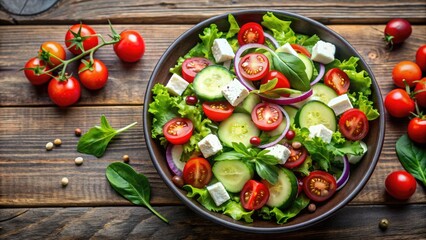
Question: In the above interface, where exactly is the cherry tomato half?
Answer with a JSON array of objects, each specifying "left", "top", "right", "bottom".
[
  {"left": 182, "top": 57, "right": 212, "bottom": 83},
  {"left": 303, "top": 170, "right": 337, "bottom": 202},
  {"left": 324, "top": 68, "right": 350, "bottom": 95},
  {"left": 251, "top": 102, "right": 283, "bottom": 131},
  {"left": 239, "top": 53, "right": 269, "bottom": 81},
  {"left": 261, "top": 70, "right": 291, "bottom": 97},
  {"left": 202, "top": 101, "right": 234, "bottom": 122},
  {"left": 24, "top": 57, "right": 51, "bottom": 85},
  {"left": 283, "top": 142, "right": 308, "bottom": 169},
  {"left": 114, "top": 30, "right": 145, "bottom": 63},
  {"left": 78, "top": 59, "right": 109, "bottom": 90},
  {"left": 392, "top": 61, "right": 422, "bottom": 88},
  {"left": 384, "top": 18, "right": 412, "bottom": 46},
  {"left": 290, "top": 44, "right": 311, "bottom": 57},
  {"left": 407, "top": 117, "right": 426, "bottom": 144},
  {"left": 414, "top": 78, "right": 426, "bottom": 108},
  {"left": 384, "top": 89, "right": 415, "bottom": 118},
  {"left": 237, "top": 22, "right": 265, "bottom": 46},
  {"left": 240, "top": 180, "right": 270, "bottom": 210},
  {"left": 39, "top": 41, "right": 66, "bottom": 67},
  {"left": 338, "top": 109, "right": 369, "bottom": 141},
  {"left": 163, "top": 118, "right": 193, "bottom": 145},
  {"left": 48, "top": 76, "right": 81, "bottom": 107},
  {"left": 182, "top": 157, "right": 212, "bottom": 188},
  {"left": 65, "top": 23, "right": 98, "bottom": 55},
  {"left": 416, "top": 45, "right": 426, "bottom": 72},
  {"left": 385, "top": 170, "right": 416, "bottom": 200}
]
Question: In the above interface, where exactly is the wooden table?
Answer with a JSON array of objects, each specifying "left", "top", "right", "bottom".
[{"left": 1, "top": 1, "right": 425, "bottom": 239}]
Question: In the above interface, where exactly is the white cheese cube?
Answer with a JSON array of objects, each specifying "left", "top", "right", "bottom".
[
  {"left": 311, "top": 40, "right": 336, "bottom": 64},
  {"left": 265, "top": 144, "right": 291, "bottom": 164},
  {"left": 348, "top": 141, "right": 368, "bottom": 164},
  {"left": 222, "top": 79, "right": 249, "bottom": 106},
  {"left": 165, "top": 73, "right": 189, "bottom": 96},
  {"left": 276, "top": 42, "right": 298, "bottom": 57},
  {"left": 212, "top": 38, "right": 235, "bottom": 63},
  {"left": 308, "top": 124, "right": 334, "bottom": 143},
  {"left": 198, "top": 134, "right": 223, "bottom": 158},
  {"left": 207, "top": 182, "right": 230, "bottom": 206},
  {"left": 327, "top": 94, "right": 353, "bottom": 116}
]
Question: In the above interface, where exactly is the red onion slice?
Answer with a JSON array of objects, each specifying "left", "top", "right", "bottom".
[
  {"left": 336, "top": 155, "right": 350, "bottom": 190},
  {"left": 258, "top": 105, "right": 290, "bottom": 149},
  {"left": 310, "top": 63, "right": 325, "bottom": 86},
  {"left": 166, "top": 144, "right": 186, "bottom": 176},
  {"left": 263, "top": 32, "right": 280, "bottom": 49}
]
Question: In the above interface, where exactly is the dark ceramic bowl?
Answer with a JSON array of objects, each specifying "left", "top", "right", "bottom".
[{"left": 143, "top": 10, "right": 385, "bottom": 233}]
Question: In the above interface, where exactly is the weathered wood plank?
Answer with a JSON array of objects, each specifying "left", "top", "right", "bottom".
[
  {"left": 0, "top": 205, "right": 425, "bottom": 239},
  {"left": 1, "top": 25, "right": 425, "bottom": 106},
  {"left": 0, "top": 0, "right": 425, "bottom": 24}
]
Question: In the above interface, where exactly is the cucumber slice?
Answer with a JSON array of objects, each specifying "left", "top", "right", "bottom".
[
  {"left": 212, "top": 160, "right": 254, "bottom": 193},
  {"left": 295, "top": 100, "right": 337, "bottom": 131},
  {"left": 266, "top": 168, "right": 298, "bottom": 209},
  {"left": 218, "top": 113, "right": 260, "bottom": 147},
  {"left": 234, "top": 92, "right": 261, "bottom": 114},
  {"left": 312, "top": 83, "right": 338, "bottom": 104},
  {"left": 283, "top": 105, "right": 298, "bottom": 126},
  {"left": 193, "top": 65, "right": 233, "bottom": 101},
  {"left": 298, "top": 53, "right": 314, "bottom": 81},
  {"left": 265, "top": 118, "right": 288, "bottom": 137}
]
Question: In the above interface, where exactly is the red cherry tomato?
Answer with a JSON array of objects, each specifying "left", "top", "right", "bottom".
[
  {"left": 114, "top": 30, "right": 145, "bottom": 63},
  {"left": 202, "top": 101, "right": 234, "bottom": 122},
  {"left": 163, "top": 118, "right": 193, "bottom": 145},
  {"left": 283, "top": 143, "right": 308, "bottom": 169},
  {"left": 65, "top": 23, "right": 98, "bottom": 55},
  {"left": 290, "top": 44, "right": 311, "bottom": 57},
  {"left": 303, "top": 170, "right": 337, "bottom": 202},
  {"left": 182, "top": 157, "right": 212, "bottom": 188},
  {"left": 324, "top": 68, "right": 350, "bottom": 95},
  {"left": 238, "top": 53, "right": 269, "bottom": 81},
  {"left": 261, "top": 70, "right": 291, "bottom": 97},
  {"left": 240, "top": 180, "right": 270, "bottom": 210},
  {"left": 251, "top": 102, "right": 283, "bottom": 131},
  {"left": 78, "top": 59, "right": 109, "bottom": 90},
  {"left": 48, "top": 76, "right": 81, "bottom": 107},
  {"left": 414, "top": 78, "right": 426, "bottom": 108},
  {"left": 24, "top": 57, "right": 51, "bottom": 85},
  {"left": 385, "top": 170, "right": 416, "bottom": 200},
  {"left": 407, "top": 117, "right": 426, "bottom": 144},
  {"left": 416, "top": 45, "right": 426, "bottom": 72},
  {"left": 39, "top": 41, "right": 66, "bottom": 67},
  {"left": 237, "top": 22, "right": 265, "bottom": 46},
  {"left": 338, "top": 109, "right": 369, "bottom": 141},
  {"left": 392, "top": 61, "right": 422, "bottom": 88},
  {"left": 384, "top": 89, "right": 415, "bottom": 118},
  {"left": 384, "top": 18, "right": 412, "bottom": 46},
  {"left": 181, "top": 57, "right": 212, "bottom": 83}
]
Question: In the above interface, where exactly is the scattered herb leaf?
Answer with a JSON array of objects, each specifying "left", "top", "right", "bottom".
[{"left": 396, "top": 134, "right": 426, "bottom": 186}]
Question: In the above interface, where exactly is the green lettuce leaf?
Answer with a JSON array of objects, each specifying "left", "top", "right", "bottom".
[
  {"left": 200, "top": 24, "right": 223, "bottom": 60},
  {"left": 261, "top": 12, "right": 297, "bottom": 45},
  {"left": 226, "top": 14, "right": 240, "bottom": 39},
  {"left": 348, "top": 92, "right": 380, "bottom": 120},
  {"left": 258, "top": 194, "right": 310, "bottom": 224},
  {"left": 223, "top": 201, "right": 254, "bottom": 223},
  {"left": 296, "top": 34, "right": 320, "bottom": 52},
  {"left": 183, "top": 185, "right": 225, "bottom": 212}
]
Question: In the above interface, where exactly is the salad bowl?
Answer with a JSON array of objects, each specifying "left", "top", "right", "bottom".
[{"left": 143, "top": 10, "right": 385, "bottom": 233}]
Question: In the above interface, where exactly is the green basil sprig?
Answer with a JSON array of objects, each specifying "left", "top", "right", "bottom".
[
  {"left": 106, "top": 162, "right": 169, "bottom": 223},
  {"left": 271, "top": 52, "right": 310, "bottom": 91},
  {"left": 396, "top": 134, "right": 426, "bottom": 186}
]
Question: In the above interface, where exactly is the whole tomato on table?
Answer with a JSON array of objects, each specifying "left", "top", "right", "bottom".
[
  {"left": 65, "top": 23, "right": 99, "bottom": 55},
  {"left": 392, "top": 61, "right": 422, "bottom": 88},
  {"left": 38, "top": 41, "right": 66, "bottom": 67},
  {"left": 48, "top": 76, "right": 81, "bottom": 107},
  {"left": 384, "top": 89, "right": 415, "bottom": 118},
  {"left": 114, "top": 30, "right": 145, "bottom": 62},
  {"left": 23, "top": 57, "right": 51, "bottom": 85},
  {"left": 407, "top": 117, "right": 426, "bottom": 144},
  {"left": 414, "top": 78, "right": 426, "bottom": 108},
  {"left": 385, "top": 170, "right": 417, "bottom": 200},
  {"left": 78, "top": 59, "right": 109, "bottom": 90},
  {"left": 416, "top": 45, "right": 426, "bottom": 72},
  {"left": 384, "top": 18, "right": 412, "bottom": 47}
]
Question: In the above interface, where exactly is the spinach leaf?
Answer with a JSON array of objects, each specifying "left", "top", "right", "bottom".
[
  {"left": 396, "top": 134, "right": 426, "bottom": 186},
  {"left": 106, "top": 162, "right": 169, "bottom": 223},
  {"left": 77, "top": 115, "right": 137, "bottom": 157},
  {"left": 271, "top": 52, "right": 310, "bottom": 91}
]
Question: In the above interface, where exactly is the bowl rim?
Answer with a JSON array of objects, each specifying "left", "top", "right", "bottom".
[{"left": 143, "top": 9, "right": 385, "bottom": 233}]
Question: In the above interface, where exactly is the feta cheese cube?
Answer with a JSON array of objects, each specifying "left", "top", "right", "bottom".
[
  {"left": 276, "top": 42, "right": 298, "bottom": 57},
  {"left": 347, "top": 141, "right": 368, "bottom": 164},
  {"left": 265, "top": 144, "right": 291, "bottom": 164},
  {"left": 222, "top": 79, "right": 249, "bottom": 106},
  {"left": 212, "top": 38, "right": 235, "bottom": 63},
  {"left": 198, "top": 134, "right": 223, "bottom": 158},
  {"left": 311, "top": 40, "right": 336, "bottom": 64},
  {"left": 327, "top": 94, "right": 353, "bottom": 116},
  {"left": 165, "top": 73, "right": 189, "bottom": 96},
  {"left": 207, "top": 182, "right": 230, "bottom": 206},
  {"left": 308, "top": 124, "right": 334, "bottom": 143}
]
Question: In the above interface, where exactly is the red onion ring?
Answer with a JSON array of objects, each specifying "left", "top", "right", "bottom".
[
  {"left": 234, "top": 43, "right": 313, "bottom": 105},
  {"left": 336, "top": 155, "right": 350, "bottom": 190},
  {"left": 166, "top": 144, "right": 185, "bottom": 176},
  {"left": 310, "top": 63, "right": 325, "bottom": 86},
  {"left": 258, "top": 105, "right": 290, "bottom": 149},
  {"left": 263, "top": 32, "right": 280, "bottom": 49}
]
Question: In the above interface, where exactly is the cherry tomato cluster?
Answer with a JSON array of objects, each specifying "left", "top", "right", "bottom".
[{"left": 23, "top": 23, "right": 145, "bottom": 107}]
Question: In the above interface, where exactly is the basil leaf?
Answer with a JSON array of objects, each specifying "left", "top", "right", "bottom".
[
  {"left": 255, "top": 161, "right": 279, "bottom": 184},
  {"left": 106, "top": 162, "right": 169, "bottom": 223},
  {"left": 214, "top": 151, "right": 245, "bottom": 161},
  {"left": 396, "top": 134, "right": 426, "bottom": 186},
  {"left": 77, "top": 115, "right": 137, "bottom": 157},
  {"left": 272, "top": 52, "right": 310, "bottom": 91}
]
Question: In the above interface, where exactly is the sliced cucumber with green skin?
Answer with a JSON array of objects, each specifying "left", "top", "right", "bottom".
[
  {"left": 266, "top": 167, "right": 298, "bottom": 209},
  {"left": 298, "top": 53, "right": 314, "bottom": 81},
  {"left": 234, "top": 92, "right": 261, "bottom": 114},
  {"left": 312, "top": 83, "right": 338, "bottom": 104},
  {"left": 193, "top": 65, "right": 233, "bottom": 101},
  {"left": 283, "top": 105, "right": 298, "bottom": 126},
  {"left": 218, "top": 113, "right": 260, "bottom": 147},
  {"left": 212, "top": 160, "right": 254, "bottom": 193},
  {"left": 295, "top": 100, "right": 337, "bottom": 131}
]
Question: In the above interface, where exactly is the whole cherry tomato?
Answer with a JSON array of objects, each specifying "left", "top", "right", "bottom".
[
  {"left": 414, "top": 78, "right": 426, "bottom": 108},
  {"left": 384, "top": 89, "right": 415, "bottom": 118},
  {"left": 48, "top": 76, "right": 81, "bottom": 107},
  {"left": 385, "top": 170, "right": 416, "bottom": 200},
  {"left": 114, "top": 30, "right": 145, "bottom": 63},
  {"left": 384, "top": 18, "right": 412, "bottom": 47},
  {"left": 415, "top": 45, "right": 426, "bottom": 72},
  {"left": 38, "top": 41, "right": 66, "bottom": 67},
  {"left": 24, "top": 57, "right": 51, "bottom": 85},
  {"left": 407, "top": 117, "right": 426, "bottom": 144},
  {"left": 65, "top": 23, "right": 99, "bottom": 55},
  {"left": 78, "top": 59, "right": 109, "bottom": 90},
  {"left": 392, "top": 61, "right": 422, "bottom": 88}
]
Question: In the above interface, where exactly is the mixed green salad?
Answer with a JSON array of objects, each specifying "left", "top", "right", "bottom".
[{"left": 149, "top": 12, "right": 379, "bottom": 224}]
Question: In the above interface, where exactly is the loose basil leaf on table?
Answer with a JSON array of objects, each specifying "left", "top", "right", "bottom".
[{"left": 396, "top": 134, "right": 426, "bottom": 186}]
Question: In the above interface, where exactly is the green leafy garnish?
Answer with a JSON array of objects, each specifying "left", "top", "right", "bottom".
[
  {"left": 77, "top": 115, "right": 137, "bottom": 157},
  {"left": 348, "top": 92, "right": 380, "bottom": 120},
  {"left": 106, "top": 162, "right": 168, "bottom": 223},
  {"left": 396, "top": 134, "right": 426, "bottom": 186},
  {"left": 258, "top": 193, "right": 310, "bottom": 224},
  {"left": 254, "top": 78, "right": 301, "bottom": 98},
  {"left": 271, "top": 52, "right": 310, "bottom": 91}
]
